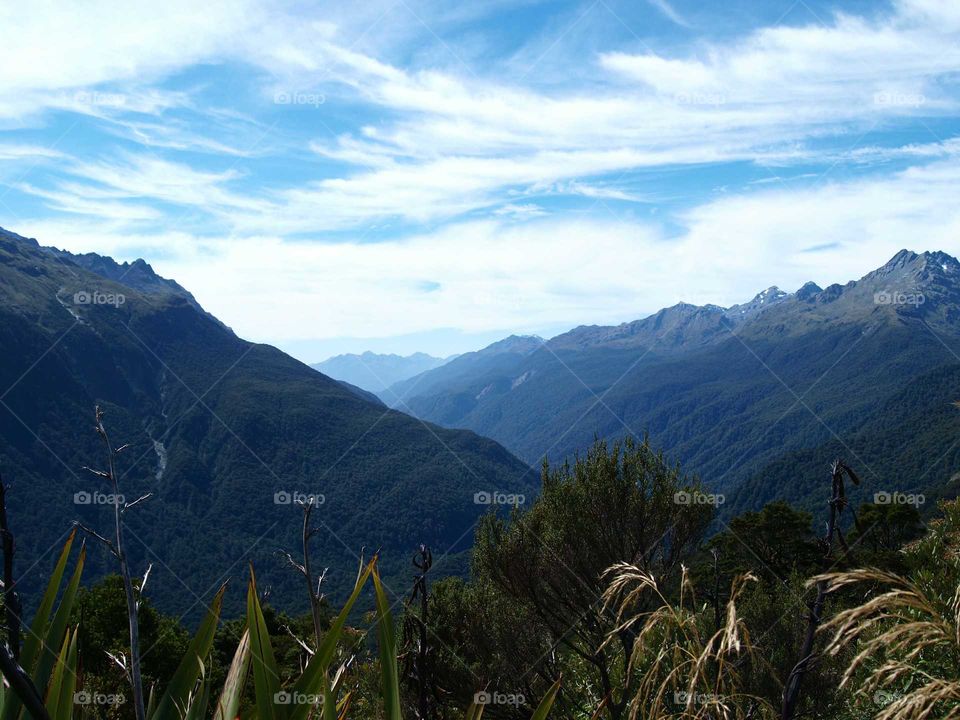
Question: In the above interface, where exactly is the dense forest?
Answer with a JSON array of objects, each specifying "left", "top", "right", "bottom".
[{"left": 0, "top": 426, "right": 954, "bottom": 719}]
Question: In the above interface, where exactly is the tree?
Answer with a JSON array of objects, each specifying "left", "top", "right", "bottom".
[
  {"left": 706, "top": 501, "right": 821, "bottom": 588},
  {"left": 469, "top": 437, "right": 714, "bottom": 720}
]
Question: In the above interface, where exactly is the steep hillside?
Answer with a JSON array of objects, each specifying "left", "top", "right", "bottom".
[
  {"left": 0, "top": 227, "right": 533, "bottom": 616},
  {"left": 388, "top": 251, "right": 960, "bottom": 509}
]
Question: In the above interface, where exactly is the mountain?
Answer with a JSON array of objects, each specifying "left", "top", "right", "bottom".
[
  {"left": 0, "top": 227, "right": 533, "bottom": 617},
  {"left": 384, "top": 334, "right": 543, "bottom": 407},
  {"left": 387, "top": 250, "right": 960, "bottom": 518},
  {"left": 313, "top": 351, "right": 450, "bottom": 395}
]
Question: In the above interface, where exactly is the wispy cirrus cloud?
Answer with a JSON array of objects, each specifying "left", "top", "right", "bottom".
[{"left": 3, "top": 0, "right": 960, "bottom": 356}]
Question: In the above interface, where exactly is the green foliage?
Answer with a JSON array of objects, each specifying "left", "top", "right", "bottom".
[
  {"left": 705, "top": 501, "right": 821, "bottom": 585},
  {"left": 71, "top": 575, "right": 191, "bottom": 704},
  {"left": 849, "top": 501, "right": 925, "bottom": 564},
  {"left": 0, "top": 230, "right": 534, "bottom": 618},
  {"left": 395, "top": 299, "right": 960, "bottom": 526},
  {"left": 427, "top": 437, "right": 712, "bottom": 720}
]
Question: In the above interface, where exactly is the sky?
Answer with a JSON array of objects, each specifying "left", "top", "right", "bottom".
[{"left": 1, "top": 0, "right": 959, "bottom": 361}]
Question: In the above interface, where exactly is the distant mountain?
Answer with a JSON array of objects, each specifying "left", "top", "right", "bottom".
[
  {"left": 313, "top": 351, "right": 450, "bottom": 394},
  {"left": 0, "top": 227, "right": 532, "bottom": 617},
  {"left": 387, "top": 250, "right": 960, "bottom": 519},
  {"left": 384, "top": 334, "right": 543, "bottom": 407}
]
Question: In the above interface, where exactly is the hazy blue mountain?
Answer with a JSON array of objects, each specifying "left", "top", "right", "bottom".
[
  {"left": 388, "top": 250, "right": 960, "bottom": 517},
  {"left": 384, "top": 334, "right": 543, "bottom": 407},
  {"left": 313, "top": 351, "right": 450, "bottom": 394},
  {"left": 0, "top": 227, "right": 532, "bottom": 616}
]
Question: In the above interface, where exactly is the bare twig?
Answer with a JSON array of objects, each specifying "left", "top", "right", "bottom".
[
  {"left": 281, "top": 624, "right": 315, "bottom": 657},
  {"left": 781, "top": 459, "right": 859, "bottom": 720},
  {"left": 123, "top": 493, "right": 153, "bottom": 513},
  {"left": 278, "top": 496, "right": 329, "bottom": 652},
  {"left": 73, "top": 521, "right": 117, "bottom": 555},
  {"left": 137, "top": 564, "right": 153, "bottom": 610},
  {"left": 89, "top": 406, "right": 147, "bottom": 720},
  {"left": 300, "top": 501, "right": 327, "bottom": 649},
  {"left": 406, "top": 544, "right": 434, "bottom": 720},
  {"left": 0, "top": 475, "right": 22, "bottom": 660},
  {"left": 278, "top": 550, "right": 306, "bottom": 577}
]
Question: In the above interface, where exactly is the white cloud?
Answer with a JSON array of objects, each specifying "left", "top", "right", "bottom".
[
  {"left": 6, "top": 0, "right": 960, "bottom": 234},
  {"left": 0, "top": 0, "right": 266, "bottom": 119},
  {"left": 5, "top": 0, "right": 960, "bottom": 354},
  {"left": 16, "top": 153, "right": 271, "bottom": 221},
  {"left": 21, "top": 154, "right": 960, "bottom": 347},
  {"left": 249, "top": 0, "right": 960, "bottom": 230},
  {"left": 0, "top": 144, "right": 64, "bottom": 160}
]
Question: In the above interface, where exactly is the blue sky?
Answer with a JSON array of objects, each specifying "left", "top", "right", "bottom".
[{"left": 1, "top": 0, "right": 959, "bottom": 361}]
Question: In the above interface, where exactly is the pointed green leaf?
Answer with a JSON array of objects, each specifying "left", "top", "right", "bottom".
[
  {"left": 32, "top": 544, "right": 85, "bottom": 706},
  {"left": 146, "top": 684, "right": 156, "bottom": 720},
  {"left": 289, "top": 559, "right": 375, "bottom": 720},
  {"left": 6, "top": 531, "right": 76, "bottom": 720},
  {"left": 464, "top": 701, "right": 485, "bottom": 720},
  {"left": 372, "top": 567, "right": 401, "bottom": 720},
  {"left": 22, "top": 530, "right": 76, "bottom": 675},
  {"left": 213, "top": 628, "right": 250, "bottom": 720},
  {"left": 530, "top": 678, "right": 561, "bottom": 720},
  {"left": 321, "top": 670, "right": 335, "bottom": 720},
  {"left": 44, "top": 629, "right": 76, "bottom": 720},
  {"left": 182, "top": 665, "right": 210, "bottom": 720},
  {"left": 247, "top": 567, "right": 283, "bottom": 720}
]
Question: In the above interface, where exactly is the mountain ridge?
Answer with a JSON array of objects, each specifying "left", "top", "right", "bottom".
[
  {"left": 0, "top": 226, "right": 533, "bottom": 617},
  {"left": 383, "top": 249, "right": 960, "bottom": 520},
  {"left": 313, "top": 351, "right": 451, "bottom": 394}
]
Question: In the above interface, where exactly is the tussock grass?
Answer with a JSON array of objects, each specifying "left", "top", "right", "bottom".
[{"left": 601, "top": 562, "right": 774, "bottom": 720}]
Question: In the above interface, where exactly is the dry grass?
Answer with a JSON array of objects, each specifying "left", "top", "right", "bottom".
[
  {"left": 601, "top": 562, "right": 773, "bottom": 720},
  {"left": 815, "top": 567, "right": 960, "bottom": 719}
]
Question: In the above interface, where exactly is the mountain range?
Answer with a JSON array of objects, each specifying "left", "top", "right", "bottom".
[
  {"left": 313, "top": 351, "right": 450, "bottom": 395},
  {"left": 5, "top": 221, "right": 959, "bottom": 617},
  {"left": 0, "top": 226, "right": 532, "bottom": 617},
  {"left": 383, "top": 250, "right": 960, "bottom": 520}
]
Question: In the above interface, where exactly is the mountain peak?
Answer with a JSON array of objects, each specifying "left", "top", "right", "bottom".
[
  {"left": 796, "top": 281, "right": 823, "bottom": 300},
  {"left": 865, "top": 250, "right": 960, "bottom": 295},
  {"left": 726, "top": 285, "right": 789, "bottom": 319},
  {"left": 756, "top": 286, "right": 786, "bottom": 302},
  {"left": 883, "top": 249, "right": 918, "bottom": 269},
  {"left": 483, "top": 334, "right": 544, "bottom": 355},
  {"left": 0, "top": 226, "right": 38, "bottom": 246},
  {"left": 876, "top": 249, "right": 960, "bottom": 274}
]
